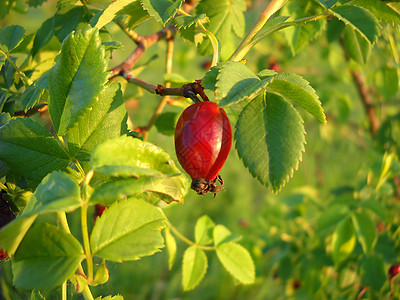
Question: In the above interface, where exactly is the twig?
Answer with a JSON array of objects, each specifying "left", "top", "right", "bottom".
[
  {"left": 340, "top": 37, "right": 379, "bottom": 138},
  {"left": 109, "top": 27, "right": 175, "bottom": 76},
  {"left": 122, "top": 71, "right": 206, "bottom": 102},
  {"left": 13, "top": 103, "right": 48, "bottom": 117}
]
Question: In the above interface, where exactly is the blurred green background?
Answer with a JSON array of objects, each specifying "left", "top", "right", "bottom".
[{"left": 1, "top": 0, "right": 400, "bottom": 299}]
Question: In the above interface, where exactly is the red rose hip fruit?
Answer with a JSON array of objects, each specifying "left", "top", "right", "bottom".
[{"left": 175, "top": 101, "right": 232, "bottom": 195}]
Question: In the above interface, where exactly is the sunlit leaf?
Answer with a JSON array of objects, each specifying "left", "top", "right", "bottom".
[{"left": 182, "top": 246, "right": 208, "bottom": 291}]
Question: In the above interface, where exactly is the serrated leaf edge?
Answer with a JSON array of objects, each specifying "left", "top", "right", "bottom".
[
  {"left": 330, "top": 5, "right": 381, "bottom": 44},
  {"left": 234, "top": 92, "right": 307, "bottom": 193}
]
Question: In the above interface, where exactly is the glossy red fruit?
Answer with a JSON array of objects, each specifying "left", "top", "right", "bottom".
[
  {"left": 0, "top": 249, "right": 7, "bottom": 260},
  {"left": 175, "top": 101, "right": 232, "bottom": 195}
]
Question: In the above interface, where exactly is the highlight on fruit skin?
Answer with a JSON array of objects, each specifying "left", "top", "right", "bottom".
[{"left": 174, "top": 101, "right": 232, "bottom": 195}]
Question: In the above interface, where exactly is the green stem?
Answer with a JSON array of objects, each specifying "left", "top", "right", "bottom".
[
  {"left": 166, "top": 220, "right": 215, "bottom": 251},
  {"left": 81, "top": 170, "right": 94, "bottom": 282},
  {"left": 81, "top": 203, "right": 93, "bottom": 282},
  {"left": 247, "top": 12, "right": 330, "bottom": 51},
  {"left": 82, "top": 285, "right": 95, "bottom": 300},
  {"left": 176, "top": 8, "right": 219, "bottom": 66},
  {"left": 229, "top": 0, "right": 288, "bottom": 62},
  {"left": 58, "top": 212, "right": 72, "bottom": 234},
  {"left": 62, "top": 281, "right": 67, "bottom": 300},
  {"left": 58, "top": 211, "right": 87, "bottom": 275},
  {"left": 1, "top": 50, "right": 33, "bottom": 86},
  {"left": 54, "top": 135, "right": 86, "bottom": 178}
]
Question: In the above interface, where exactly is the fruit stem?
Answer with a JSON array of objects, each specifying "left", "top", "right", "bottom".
[
  {"left": 229, "top": 0, "right": 288, "bottom": 62},
  {"left": 166, "top": 219, "right": 216, "bottom": 251}
]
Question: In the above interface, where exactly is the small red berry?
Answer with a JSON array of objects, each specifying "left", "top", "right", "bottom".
[
  {"left": 175, "top": 101, "right": 232, "bottom": 195},
  {"left": 389, "top": 264, "right": 400, "bottom": 278}
]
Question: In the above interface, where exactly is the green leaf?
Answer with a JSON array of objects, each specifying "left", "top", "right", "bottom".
[
  {"left": 0, "top": 215, "right": 37, "bottom": 255},
  {"left": 94, "top": 0, "right": 136, "bottom": 29},
  {"left": 318, "top": 0, "right": 340, "bottom": 8},
  {"left": 173, "top": 14, "right": 209, "bottom": 29},
  {"left": 0, "top": 25, "right": 25, "bottom": 53},
  {"left": 165, "top": 228, "right": 177, "bottom": 270},
  {"left": 182, "top": 246, "right": 208, "bottom": 291},
  {"left": 23, "top": 171, "right": 81, "bottom": 216},
  {"left": 374, "top": 66, "right": 399, "bottom": 100},
  {"left": 343, "top": 26, "right": 371, "bottom": 65},
  {"left": 268, "top": 73, "right": 326, "bottom": 123},
  {"left": 31, "top": 16, "right": 55, "bottom": 58},
  {"left": 197, "top": 0, "right": 246, "bottom": 60},
  {"left": 235, "top": 92, "right": 306, "bottom": 192},
  {"left": 67, "top": 83, "right": 127, "bottom": 163},
  {"left": 360, "top": 199, "right": 388, "bottom": 221},
  {"left": 141, "top": 0, "right": 183, "bottom": 25},
  {"left": 281, "top": 1, "right": 325, "bottom": 55},
  {"left": 316, "top": 204, "right": 350, "bottom": 234},
  {"left": 216, "top": 242, "right": 255, "bottom": 284},
  {"left": 48, "top": 26, "right": 109, "bottom": 136},
  {"left": 154, "top": 112, "right": 178, "bottom": 136},
  {"left": 202, "top": 65, "right": 220, "bottom": 91},
  {"left": 351, "top": 211, "right": 377, "bottom": 254},
  {"left": 356, "top": 0, "right": 400, "bottom": 25},
  {"left": 0, "top": 118, "right": 70, "bottom": 185},
  {"left": 195, "top": 215, "right": 215, "bottom": 246},
  {"left": 89, "top": 175, "right": 188, "bottom": 205},
  {"left": 91, "top": 135, "right": 183, "bottom": 177},
  {"left": 0, "top": 52, "right": 6, "bottom": 70},
  {"left": 331, "top": 217, "right": 356, "bottom": 264},
  {"left": 119, "top": 1, "right": 151, "bottom": 29},
  {"left": 12, "top": 223, "right": 84, "bottom": 289},
  {"left": 213, "top": 224, "right": 233, "bottom": 246},
  {"left": 54, "top": 2, "right": 90, "bottom": 42},
  {"left": 361, "top": 255, "right": 386, "bottom": 291},
  {"left": 330, "top": 5, "right": 380, "bottom": 44},
  {"left": 90, "top": 197, "right": 166, "bottom": 262},
  {"left": 20, "top": 82, "right": 46, "bottom": 112},
  {"left": 216, "top": 62, "right": 275, "bottom": 107}
]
